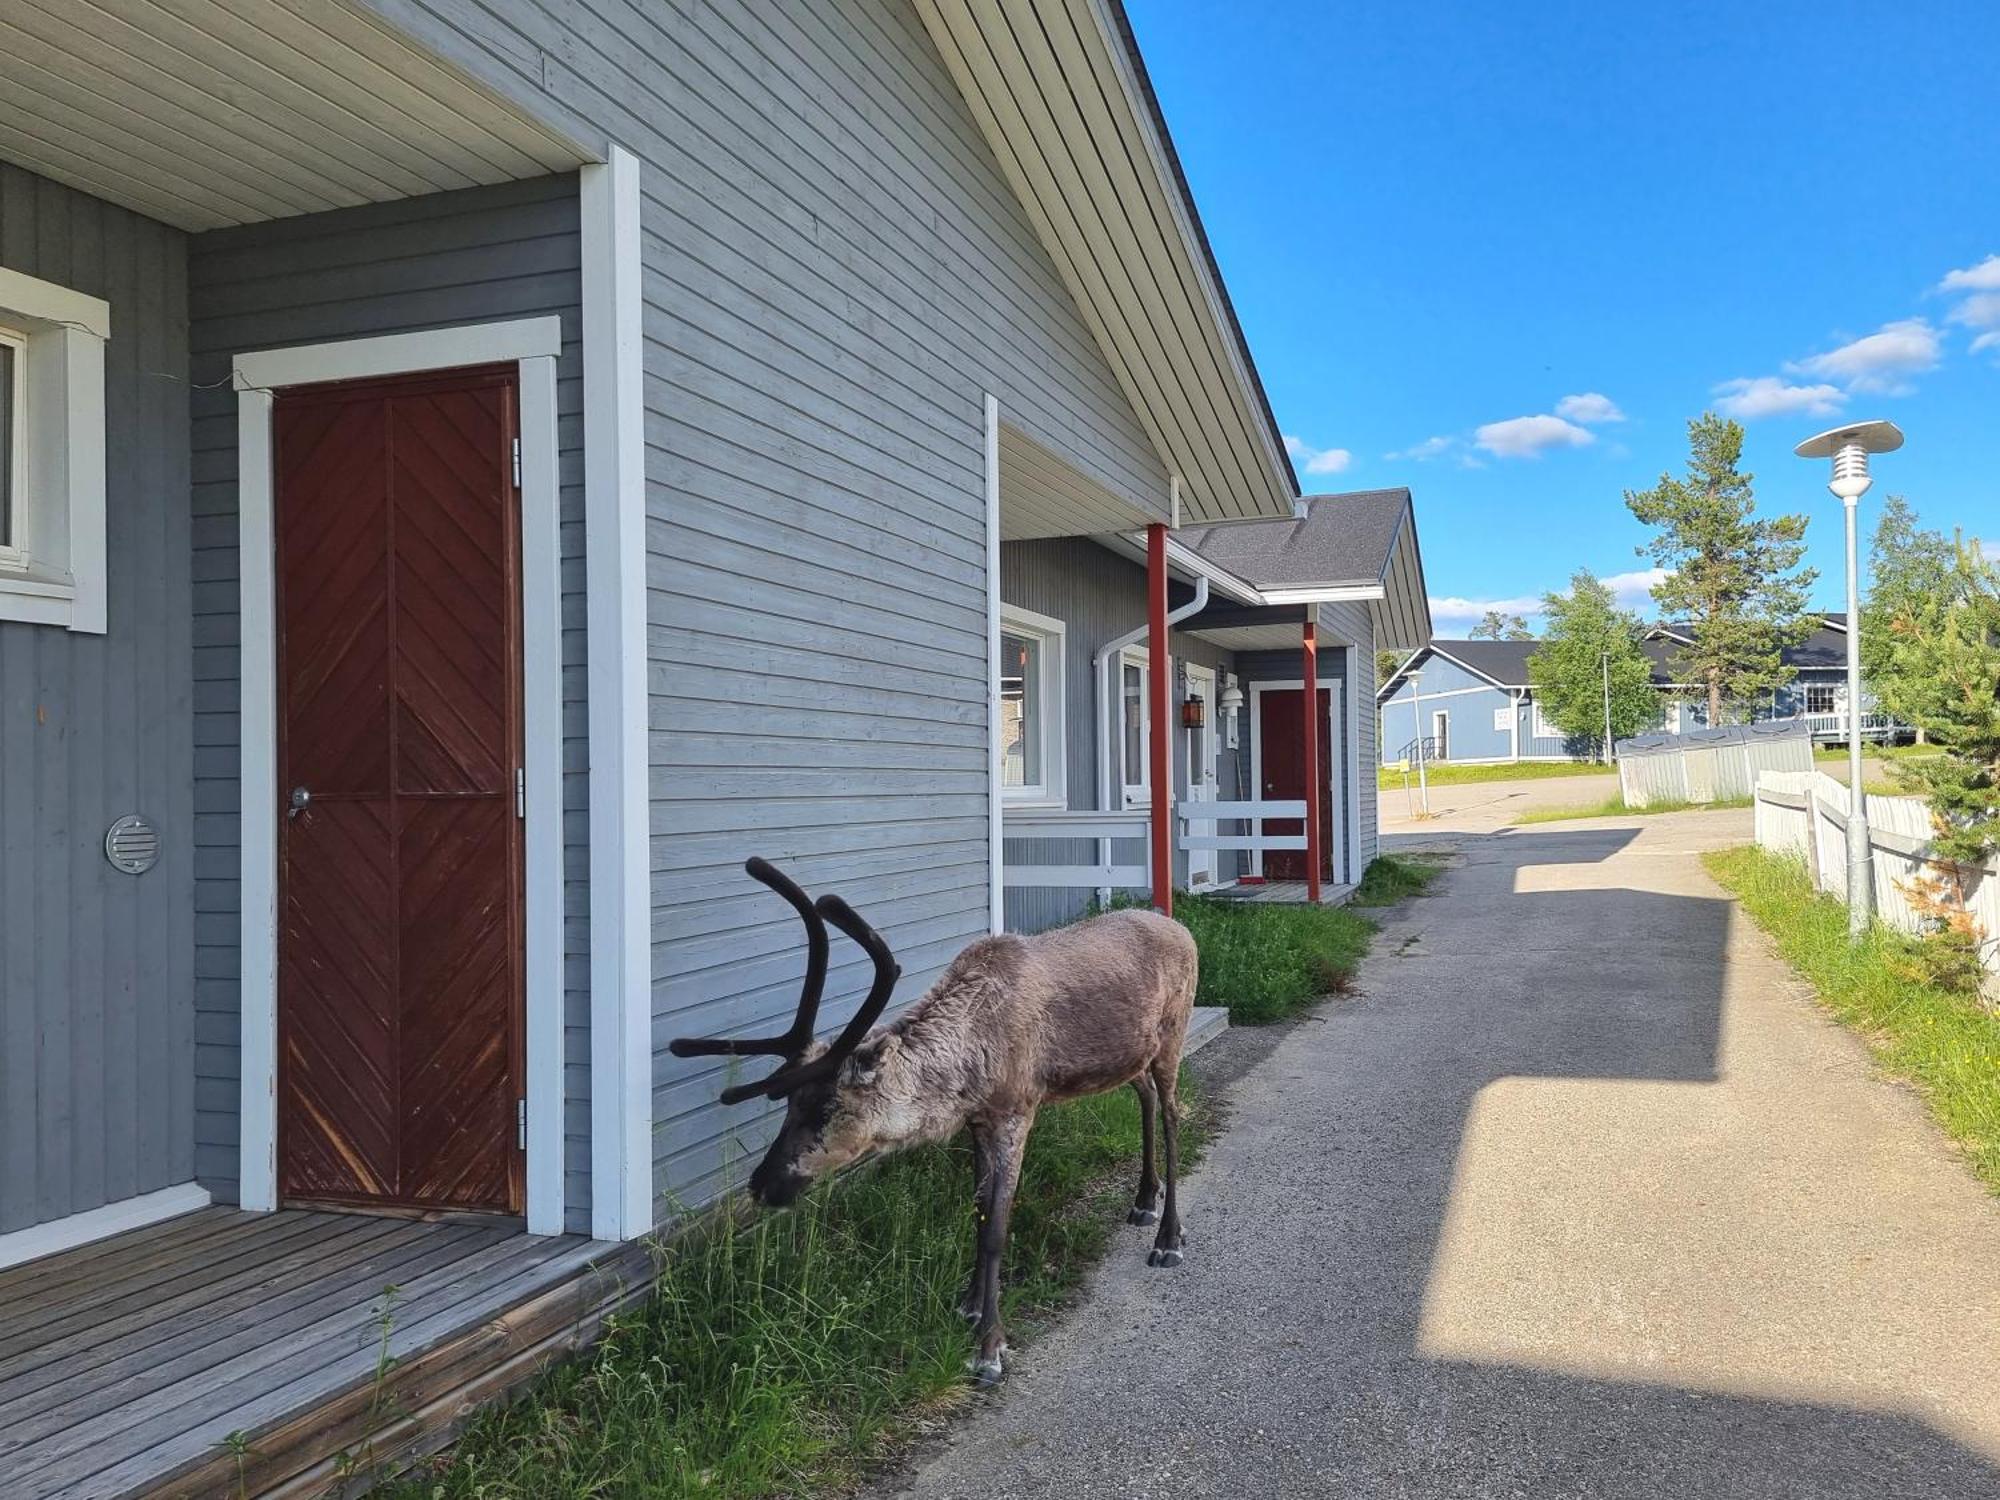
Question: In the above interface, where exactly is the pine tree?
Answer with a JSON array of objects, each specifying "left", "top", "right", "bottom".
[
  {"left": 1862, "top": 496, "right": 1955, "bottom": 686},
  {"left": 1625, "top": 414, "right": 1818, "bottom": 723},
  {"left": 1470, "top": 609, "right": 1532, "bottom": 641},
  {"left": 1526, "top": 571, "right": 1660, "bottom": 757}
]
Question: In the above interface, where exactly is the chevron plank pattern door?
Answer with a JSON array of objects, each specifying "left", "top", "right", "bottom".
[{"left": 275, "top": 365, "right": 524, "bottom": 1215}]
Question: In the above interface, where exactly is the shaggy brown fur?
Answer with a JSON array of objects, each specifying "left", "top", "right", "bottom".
[{"left": 750, "top": 908, "right": 1198, "bottom": 1385}]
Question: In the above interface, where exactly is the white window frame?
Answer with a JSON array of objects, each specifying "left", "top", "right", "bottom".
[
  {"left": 0, "top": 323, "right": 26, "bottom": 567},
  {"left": 1531, "top": 699, "right": 1560, "bottom": 741},
  {"left": 998, "top": 602, "right": 1067, "bottom": 808},
  {"left": 1803, "top": 680, "right": 1839, "bottom": 716},
  {"left": 0, "top": 266, "right": 109, "bottom": 633},
  {"left": 1118, "top": 645, "right": 1152, "bottom": 809}
]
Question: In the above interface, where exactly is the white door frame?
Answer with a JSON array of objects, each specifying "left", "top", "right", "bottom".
[
  {"left": 1183, "top": 662, "right": 1218, "bottom": 888},
  {"left": 233, "top": 316, "right": 566, "bottom": 1235},
  {"left": 1432, "top": 707, "right": 1450, "bottom": 762},
  {"left": 1247, "top": 679, "right": 1346, "bottom": 884}
]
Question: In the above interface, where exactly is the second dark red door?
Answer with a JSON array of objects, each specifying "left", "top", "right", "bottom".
[
  {"left": 1258, "top": 687, "right": 1336, "bottom": 882},
  {"left": 274, "top": 365, "right": 525, "bottom": 1215}
]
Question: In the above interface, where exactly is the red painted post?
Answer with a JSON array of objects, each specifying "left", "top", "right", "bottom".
[
  {"left": 1301, "top": 618, "right": 1322, "bottom": 903},
  {"left": 1148, "top": 522, "right": 1172, "bottom": 917}
]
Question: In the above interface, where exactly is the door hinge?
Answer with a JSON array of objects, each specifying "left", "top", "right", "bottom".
[
  {"left": 517, "top": 1098, "right": 527, "bottom": 1151},
  {"left": 516, "top": 766, "right": 526, "bottom": 818},
  {"left": 511, "top": 436, "right": 522, "bottom": 488}
]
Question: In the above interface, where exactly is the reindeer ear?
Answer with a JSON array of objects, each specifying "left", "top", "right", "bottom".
[{"left": 845, "top": 1034, "right": 894, "bottom": 1087}]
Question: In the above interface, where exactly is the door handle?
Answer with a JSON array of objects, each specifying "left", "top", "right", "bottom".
[{"left": 287, "top": 786, "right": 312, "bottom": 820}]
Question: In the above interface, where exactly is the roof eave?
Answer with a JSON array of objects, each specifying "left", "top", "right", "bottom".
[{"left": 912, "top": 0, "right": 1297, "bottom": 527}]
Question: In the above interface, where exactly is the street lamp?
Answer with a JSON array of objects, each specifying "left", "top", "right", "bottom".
[{"left": 1795, "top": 418, "right": 1903, "bottom": 937}]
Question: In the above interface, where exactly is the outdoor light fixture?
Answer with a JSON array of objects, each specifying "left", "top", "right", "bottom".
[
  {"left": 1795, "top": 418, "right": 1904, "bottom": 938},
  {"left": 1181, "top": 698, "right": 1206, "bottom": 729},
  {"left": 1218, "top": 675, "right": 1244, "bottom": 749}
]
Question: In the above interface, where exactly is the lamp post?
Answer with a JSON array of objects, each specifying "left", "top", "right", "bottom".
[
  {"left": 1795, "top": 419, "right": 1903, "bottom": 937},
  {"left": 1601, "top": 650, "right": 1614, "bottom": 764},
  {"left": 1409, "top": 667, "right": 1430, "bottom": 815}
]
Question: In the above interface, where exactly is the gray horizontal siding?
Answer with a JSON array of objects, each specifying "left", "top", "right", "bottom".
[
  {"left": 185, "top": 174, "right": 591, "bottom": 1230},
  {"left": 1000, "top": 537, "right": 1238, "bottom": 932},
  {"left": 353, "top": 0, "right": 1181, "bottom": 1219},
  {"left": 0, "top": 165, "right": 195, "bottom": 1233}
]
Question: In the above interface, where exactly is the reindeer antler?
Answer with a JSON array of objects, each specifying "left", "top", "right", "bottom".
[
  {"left": 714, "top": 892, "right": 903, "bottom": 1105},
  {"left": 669, "top": 858, "right": 829, "bottom": 1076}
]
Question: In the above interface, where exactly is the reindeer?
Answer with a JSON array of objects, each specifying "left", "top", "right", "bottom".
[{"left": 671, "top": 857, "right": 1198, "bottom": 1385}]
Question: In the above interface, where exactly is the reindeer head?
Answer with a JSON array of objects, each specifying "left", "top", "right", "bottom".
[{"left": 670, "top": 858, "right": 902, "bottom": 1208}]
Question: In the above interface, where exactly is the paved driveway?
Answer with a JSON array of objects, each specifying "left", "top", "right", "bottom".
[{"left": 876, "top": 810, "right": 2000, "bottom": 1498}]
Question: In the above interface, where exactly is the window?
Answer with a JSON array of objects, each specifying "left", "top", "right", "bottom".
[
  {"left": 0, "top": 327, "right": 21, "bottom": 560},
  {"left": 998, "top": 604, "right": 1065, "bottom": 806},
  {"left": 1531, "top": 700, "right": 1560, "bottom": 740},
  {"left": 0, "top": 267, "right": 109, "bottom": 633},
  {"left": 1803, "top": 681, "right": 1839, "bottom": 716},
  {"left": 1120, "top": 648, "right": 1150, "bottom": 807}
]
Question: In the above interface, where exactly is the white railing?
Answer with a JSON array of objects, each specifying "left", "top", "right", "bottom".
[
  {"left": 1177, "top": 799, "right": 1308, "bottom": 854},
  {"left": 1785, "top": 711, "right": 1906, "bottom": 741},
  {"left": 1002, "top": 808, "right": 1151, "bottom": 890},
  {"left": 1753, "top": 769, "right": 2000, "bottom": 994}
]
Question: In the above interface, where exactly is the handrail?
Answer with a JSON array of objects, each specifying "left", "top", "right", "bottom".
[
  {"left": 1177, "top": 798, "right": 1307, "bottom": 853},
  {"left": 1002, "top": 807, "right": 1150, "bottom": 890}
]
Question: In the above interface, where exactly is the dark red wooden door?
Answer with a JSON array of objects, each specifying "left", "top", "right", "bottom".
[
  {"left": 275, "top": 365, "right": 524, "bottom": 1215},
  {"left": 1258, "top": 687, "right": 1335, "bottom": 881}
]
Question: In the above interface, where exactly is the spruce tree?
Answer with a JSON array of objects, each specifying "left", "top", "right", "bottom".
[{"left": 1625, "top": 414, "right": 1818, "bottom": 723}]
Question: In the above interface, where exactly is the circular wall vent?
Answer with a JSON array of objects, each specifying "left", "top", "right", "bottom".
[{"left": 104, "top": 815, "right": 161, "bottom": 876}]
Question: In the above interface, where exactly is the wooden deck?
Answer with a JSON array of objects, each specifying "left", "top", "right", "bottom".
[
  {"left": 0, "top": 1206, "right": 653, "bottom": 1499},
  {"left": 1211, "top": 879, "right": 1356, "bottom": 906}
]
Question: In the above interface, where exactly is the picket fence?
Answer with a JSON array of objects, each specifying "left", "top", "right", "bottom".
[{"left": 1752, "top": 769, "right": 2000, "bottom": 990}]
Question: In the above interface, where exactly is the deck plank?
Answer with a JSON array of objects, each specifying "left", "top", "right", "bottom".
[
  {"left": 0, "top": 1219, "right": 500, "bottom": 1430},
  {"left": 10, "top": 1228, "right": 588, "bottom": 1499}
]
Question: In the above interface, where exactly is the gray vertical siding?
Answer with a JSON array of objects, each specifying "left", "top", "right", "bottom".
[
  {"left": 999, "top": 537, "right": 1238, "bottom": 933},
  {"left": 0, "top": 166, "right": 195, "bottom": 1234},
  {"left": 346, "top": 0, "right": 1177, "bottom": 1219},
  {"left": 184, "top": 175, "right": 591, "bottom": 1228},
  {"left": 1318, "top": 600, "right": 1379, "bottom": 871}
]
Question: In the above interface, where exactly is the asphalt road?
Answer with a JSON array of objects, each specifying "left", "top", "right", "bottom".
[{"left": 873, "top": 807, "right": 2000, "bottom": 1499}]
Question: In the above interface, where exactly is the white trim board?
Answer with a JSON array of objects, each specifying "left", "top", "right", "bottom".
[
  {"left": 232, "top": 317, "right": 567, "bottom": 1236},
  {"left": 985, "top": 392, "right": 1005, "bottom": 933},
  {"left": 0, "top": 1182, "right": 210, "bottom": 1272},
  {"left": 582, "top": 145, "right": 654, "bottom": 1242}
]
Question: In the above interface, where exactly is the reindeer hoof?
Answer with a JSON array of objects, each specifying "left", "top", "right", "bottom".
[
  {"left": 1126, "top": 1206, "right": 1157, "bottom": 1226},
  {"left": 1147, "top": 1247, "right": 1183, "bottom": 1269},
  {"left": 967, "top": 1355, "right": 1007, "bottom": 1388}
]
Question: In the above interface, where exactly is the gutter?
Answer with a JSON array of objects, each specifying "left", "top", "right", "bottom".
[{"left": 1094, "top": 576, "right": 1209, "bottom": 903}]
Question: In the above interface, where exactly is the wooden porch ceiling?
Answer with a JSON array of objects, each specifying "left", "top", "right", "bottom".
[
  {"left": 0, "top": 1206, "right": 644, "bottom": 1499},
  {"left": 0, "top": 0, "right": 590, "bottom": 232}
]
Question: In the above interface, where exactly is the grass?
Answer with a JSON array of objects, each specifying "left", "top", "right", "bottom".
[
  {"left": 1352, "top": 852, "right": 1448, "bottom": 907},
  {"left": 1814, "top": 743, "right": 1941, "bottom": 764},
  {"left": 1705, "top": 846, "right": 2000, "bottom": 1194},
  {"left": 1377, "top": 759, "right": 1613, "bottom": 789},
  {"left": 1513, "top": 793, "right": 1754, "bottom": 825},
  {"left": 382, "top": 1080, "right": 1207, "bottom": 1499},
  {"left": 1171, "top": 891, "right": 1377, "bottom": 1024}
]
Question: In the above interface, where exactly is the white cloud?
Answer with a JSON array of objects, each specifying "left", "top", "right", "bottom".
[
  {"left": 1601, "top": 567, "right": 1670, "bottom": 610},
  {"left": 1939, "top": 255, "right": 2000, "bottom": 293},
  {"left": 1473, "top": 414, "right": 1595, "bottom": 459},
  {"left": 1554, "top": 392, "right": 1625, "bottom": 424},
  {"left": 1386, "top": 435, "right": 1457, "bottom": 462},
  {"left": 1974, "top": 331, "right": 2000, "bottom": 355},
  {"left": 1283, "top": 433, "right": 1354, "bottom": 476},
  {"left": 1427, "top": 593, "right": 1545, "bottom": 627},
  {"left": 1711, "top": 375, "right": 1847, "bottom": 421},
  {"left": 1788, "top": 317, "right": 1941, "bottom": 395}
]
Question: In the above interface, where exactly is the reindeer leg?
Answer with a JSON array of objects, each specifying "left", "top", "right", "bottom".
[
  {"left": 1128, "top": 1074, "right": 1160, "bottom": 1225},
  {"left": 958, "top": 1121, "right": 993, "bottom": 1322},
  {"left": 969, "top": 1113, "right": 1031, "bottom": 1387},
  {"left": 1146, "top": 1061, "right": 1185, "bottom": 1269}
]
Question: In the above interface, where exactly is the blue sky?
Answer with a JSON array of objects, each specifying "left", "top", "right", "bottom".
[{"left": 1126, "top": 0, "right": 2000, "bottom": 632}]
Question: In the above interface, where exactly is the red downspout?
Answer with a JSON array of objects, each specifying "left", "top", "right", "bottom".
[
  {"left": 1147, "top": 522, "right": 1172, "bottom": 917},
  {"left": 1302, "top": 617, "right": 1322, "bottom": 904}
]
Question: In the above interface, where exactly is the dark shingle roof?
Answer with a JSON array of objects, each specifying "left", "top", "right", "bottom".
[{"left": 1178, "top": 489, "right": 1411, "bottom": 588}]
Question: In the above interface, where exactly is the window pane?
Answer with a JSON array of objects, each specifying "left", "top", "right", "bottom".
[
  {"left": 1000, "top": 630, "right": 1040, "bottom": 789},
  {"left": 1122, "top": 661, "right": 1144, "bottom": 788},
  {"left": 0, "top": 341, "right": 14, "bottom": 548}
]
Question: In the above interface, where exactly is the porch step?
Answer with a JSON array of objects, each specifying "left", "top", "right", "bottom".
[{"left": 1184, "top": 1005, "right": 1229, "bottom": 1058}]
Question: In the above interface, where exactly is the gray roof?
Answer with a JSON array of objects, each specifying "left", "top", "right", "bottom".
[
  {"left": 1178, "top": 489, "right": 1412, "bottom": 588},
  {"left": 1651, "top": 615, "right": 1849, "bottom": 672}
]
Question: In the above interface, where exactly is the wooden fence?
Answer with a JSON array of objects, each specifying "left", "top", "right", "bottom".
[{"left": 1752, "top": 769, "right": 2000, "bottom": 992}]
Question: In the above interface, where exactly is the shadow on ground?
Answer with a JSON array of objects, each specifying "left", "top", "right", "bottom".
[{"left": 880, "top": 827, "right": 2000, "bottom": 1499}]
